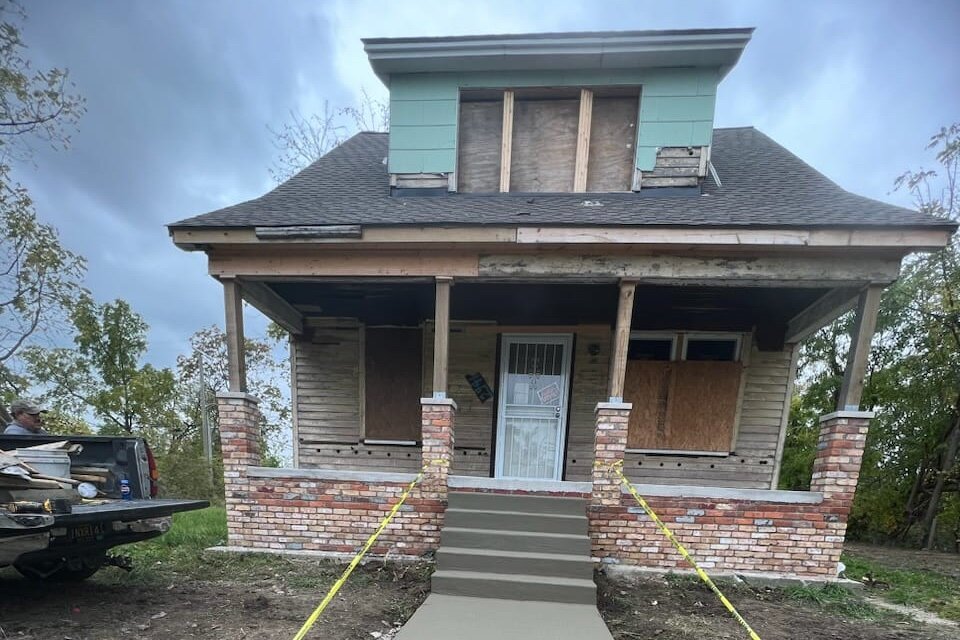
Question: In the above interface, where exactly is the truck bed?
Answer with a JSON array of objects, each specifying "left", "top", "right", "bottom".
[{"left": 54, "top": 499, "right": 209, "bottom": 526}]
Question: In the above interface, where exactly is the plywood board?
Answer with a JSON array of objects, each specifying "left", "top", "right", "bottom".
[
  {"left": 510, "top": 99, "right": 578, "bottom": 192},
  {"left": 587, "top": 97, "right": 638, "bottom": 192},
  {"left": 666, "top": 361, "right": 742, "bottom": 452},
  {"left": 458, "top": 100, "right": 502, "bottom": 193},
  {"left": 624, "top": 361, "right": 672, "bottom": 449},
  {"left": 364, "top": 328, "right": 423, "bottom": 441}
]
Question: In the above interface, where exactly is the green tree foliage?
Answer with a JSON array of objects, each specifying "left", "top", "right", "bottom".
[
  {"left": 782, "top": 124, "right": 960, "bottom": 549},
  {"left": 0, "top": 1, "right": 86, "bottom": 409}
]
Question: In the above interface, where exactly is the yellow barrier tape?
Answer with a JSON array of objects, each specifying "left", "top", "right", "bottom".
[
  {"left": 600, "top": 460, "right": 762, "bottom": 640},
  {"left": 291, "top": 459, "right": 447, "bottom": 640}
]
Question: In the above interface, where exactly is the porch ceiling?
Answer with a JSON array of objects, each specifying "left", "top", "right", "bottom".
[{"left": 264, "top": 280, "right": 827, "bottom": 348}]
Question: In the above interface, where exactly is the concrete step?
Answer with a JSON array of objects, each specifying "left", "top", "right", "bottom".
[
  {"left": 444, "top": 508, "right": 588, "bottom": 535},
  {"left": 436, "top": 546, "right": 594, "bottom": 580},
  {"left": 448, "top": 491, "right": 587, "bottom": 516},
  {"left": 441, "top": 527, "right": 591, "bottom": 556},
  {"left": 431, "top": 570, "right": 597, "bottom": 604}
]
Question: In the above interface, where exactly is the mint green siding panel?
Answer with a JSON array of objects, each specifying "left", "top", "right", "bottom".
[{"left": 386, "top": 67, "right": 722, "bottom": 175}]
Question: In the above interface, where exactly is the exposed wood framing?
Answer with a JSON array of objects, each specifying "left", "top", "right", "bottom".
[
  {"left": 608, "top": 280, "right": 636, "bottom": 401},
  {"left": 210, "top": 251, "right": 480, "bottom": 278},
  {"left": 837, "top": 285, "right": 883, "bottom": 411},
  {"left": 255, "top": 225, "right": 361, "bottom": 240},
  {"left": 432, "top": 277, "right": 452, "bottom": 398},
  {"left": 784, "top": 286, "right": 861, "bottom": 343},
  {"left": 477, "top": 254, "right": 902, "bottom": 286},
  {"left": 289, "top": 337, "right": 300, "bottom": 468},
  {"left": 222, "top": 277, "right": 247, "bottom": 392},
  {"left": 729, "top": 331, "right": 753, "bottom": 450},
  {"left": 573, "top": 88, "right": 593, "bottom": 192},
  {"left": 499, "top": 90, "right": 515, "bottom": 193},
  {"left": 237, "top": 278, "right": 304, "bottom": 335}
]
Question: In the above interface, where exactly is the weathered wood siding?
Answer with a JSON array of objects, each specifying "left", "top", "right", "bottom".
[{"left": 293, "top": 321, "right": 797, "bottom": 489}]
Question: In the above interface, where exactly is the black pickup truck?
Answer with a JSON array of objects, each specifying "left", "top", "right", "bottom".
[{"left": 1, "top": 434, "right": 208, "bottom": 581}]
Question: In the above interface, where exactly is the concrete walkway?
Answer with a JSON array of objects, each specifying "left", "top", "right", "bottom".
[{"left": 395, "top": 594, "right": 614, "bottom": 640}]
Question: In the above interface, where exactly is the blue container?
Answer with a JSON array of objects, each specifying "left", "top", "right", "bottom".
[{"left": 120, "top": 478, "right": 132, "bottom": 501}]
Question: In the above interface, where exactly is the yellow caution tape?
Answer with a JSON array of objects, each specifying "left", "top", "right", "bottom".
[
  {"left": 291, "top": 459, "right": 447, "bottom": 640},
  {"left": 599, "top": 459, "right": 762, "bottom": 640}
]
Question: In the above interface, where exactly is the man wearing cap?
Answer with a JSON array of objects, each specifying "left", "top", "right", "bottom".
[{"left": 4, "top": 399, "right": 48, "bottom": 435}]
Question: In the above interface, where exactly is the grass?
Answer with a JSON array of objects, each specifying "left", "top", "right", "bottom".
[
  {"left": 785, "top": 583, "right": 894, "bottom": 621},
  {"left": 842, "top": 552, "right": 960, "bottom": 622}
]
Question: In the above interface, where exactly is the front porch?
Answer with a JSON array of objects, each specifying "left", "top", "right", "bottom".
[{"left": 214, "top": 272, "right": 881, "bottom": 579}]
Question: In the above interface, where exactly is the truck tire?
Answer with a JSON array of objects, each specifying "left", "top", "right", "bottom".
[{"left": 15, "top": 553, "right": 105, "bottom": 582}]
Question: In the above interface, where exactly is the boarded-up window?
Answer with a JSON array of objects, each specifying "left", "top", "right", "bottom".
[
  {"left": 510, "top": 93, "right": 579, "bottom": 192},
  {"left": 364, "top": 328, "right": 423, "bottom": 441},
  {"left": 457, "top": 98, "right": 502, "bottom": 192},
  {"left": 586, "top": 95, "right": 639, "bottom": 192},
  {"left": 624, "top": 334, "right": 743, "bottom": 452}
]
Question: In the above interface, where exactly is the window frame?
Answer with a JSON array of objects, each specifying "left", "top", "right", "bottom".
[
  {"left": 627, "top": 331, "right": 678, "bottom": 361},
  {"left": 680, "top": 332, "right": 743, "bottom": 362}
]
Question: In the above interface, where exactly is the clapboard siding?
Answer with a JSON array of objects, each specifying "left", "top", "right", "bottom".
[
  {"left": 623, "top": 343, "right": 797, "bottom": 489},
  {"left": 292, "top": 320, "right": 797, "bottom": 489}
]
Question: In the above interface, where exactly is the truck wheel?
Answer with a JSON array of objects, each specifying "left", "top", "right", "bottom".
[{"left": 15, "top": 553, "right": 105, "bottom": 582}]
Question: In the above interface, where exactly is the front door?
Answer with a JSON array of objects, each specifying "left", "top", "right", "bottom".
[{"left": 495, "top": 334, "right": 573, "bottom": 480}]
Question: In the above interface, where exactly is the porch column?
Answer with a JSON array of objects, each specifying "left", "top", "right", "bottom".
[
  {"left": 423, "top": 277, "right": 454, "bottom": 500},
  {"left": 836, "top": 285, "right": 882, "bottom": 411},
  {"left": 811, "top": 410, "right": 873, "bottom": 570},
  {"left": 608, "top": 280, "right": 636, "bottom": 402},
  {"left": 222, "top": 277, "right": 247, "bottom": 393},
  {"left": 217, "top": 391, "right": 261, "bottom": 547}
]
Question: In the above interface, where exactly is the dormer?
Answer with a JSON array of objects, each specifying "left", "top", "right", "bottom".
[{"left": 364, "top": 29, "right": 752, "bottom": 194}]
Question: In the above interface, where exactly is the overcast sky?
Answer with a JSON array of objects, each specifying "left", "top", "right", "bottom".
[{"left": 14, "top": 0, "right": 960, "bottom": 370}]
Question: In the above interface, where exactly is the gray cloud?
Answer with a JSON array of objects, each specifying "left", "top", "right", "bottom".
[{"left": 9, "top": 0, "right": 960, "bottom": 371}]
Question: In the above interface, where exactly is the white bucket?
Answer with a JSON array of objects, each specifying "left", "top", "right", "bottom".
[{"left": 14, "top": 449, "right": 71, "bottom": 479}]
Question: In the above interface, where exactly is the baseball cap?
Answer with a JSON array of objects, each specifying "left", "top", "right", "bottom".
[{"left": 10, "top": 398, "right": 48, "bottom": 416}]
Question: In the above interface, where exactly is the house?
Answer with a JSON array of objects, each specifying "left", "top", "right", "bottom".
[{"left": 170, "top": 29, "right": 956, "bottom": 582}]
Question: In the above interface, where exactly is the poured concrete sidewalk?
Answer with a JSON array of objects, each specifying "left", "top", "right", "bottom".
[{"left": 395, "top": 594, "right": 614, "bottom": 640}]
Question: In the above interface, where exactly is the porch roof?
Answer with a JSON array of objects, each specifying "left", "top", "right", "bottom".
[{"left": 169, "top": 128, "right": 955, "bottom": 233}]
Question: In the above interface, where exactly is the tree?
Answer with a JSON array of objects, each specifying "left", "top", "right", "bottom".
[
  {"left": 268, "top": 87, "right": 388, "bottom": 182},
  {"left": 0, "top": 1, "right": 86, "bottom": 412}
]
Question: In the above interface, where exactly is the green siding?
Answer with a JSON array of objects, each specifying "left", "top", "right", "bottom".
[{"left": 387, "top": 67, "right": 721, "bottom": 175}]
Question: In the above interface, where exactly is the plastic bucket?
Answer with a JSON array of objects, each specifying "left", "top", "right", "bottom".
[{"left": 14, "top": 449, "right": 71, "bottom": 479}]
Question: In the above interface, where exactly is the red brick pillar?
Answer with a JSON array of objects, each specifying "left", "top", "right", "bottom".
[
  {"left": 592, "top": 402, "right": 632, "bottom": 507},
  {"left": 811, "top": 410, "right": 873, "bottom": 572},
  {"left": 420, "top": 398, "right": 456, "bottom": 502},
  {"left": 216, "top": 391, "right": 261, "bottom": 547}
]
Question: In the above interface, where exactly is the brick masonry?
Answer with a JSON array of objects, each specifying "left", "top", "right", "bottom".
[
  {"left": 589, "top": 409, "right": 871, "bottom": 578},
  {"left": 216, "top": 392, "right": 453, "bottom": 557}
]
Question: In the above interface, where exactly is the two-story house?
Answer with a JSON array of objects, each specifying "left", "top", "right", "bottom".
[{"left": 169, "top": 29, "right": 955, "bottom": 591}]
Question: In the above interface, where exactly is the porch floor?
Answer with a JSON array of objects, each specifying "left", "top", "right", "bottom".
[{"left": 395, "top": 594, "right": 614, "bottom": 640}]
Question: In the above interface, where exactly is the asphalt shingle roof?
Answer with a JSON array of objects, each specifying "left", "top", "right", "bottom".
[{"left": 170, "top": 127, "right": 954, "bottom": 230}]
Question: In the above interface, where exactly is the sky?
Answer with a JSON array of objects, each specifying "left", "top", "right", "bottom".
[{"left": 13, "top": 0, "right": 960, "bottom": 371}]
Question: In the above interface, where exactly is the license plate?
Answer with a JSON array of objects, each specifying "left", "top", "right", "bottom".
[{"left": 65, "top": 523, "right": 105, "bottom": 543}]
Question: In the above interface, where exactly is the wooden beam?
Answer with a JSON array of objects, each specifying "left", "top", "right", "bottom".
[
  {"left": 608, "top": 281, "right": 637, "bottom": 401},
  {"left": 573, "top": 88, "right": 593, "bottom": 192},
  {"left": 837, "top": 285, "right": 883, "bottom": 411},
  {"left": 432, "top": 277, "right": 452, "bottom": 398},
  {"left": 478, "top": 254, "right": 902, "bottom": 286},
  {"left": 785, "top": 286, "right": 861, "bottom": 343},
  {"left": 237, "top": 278, "right": 304, "bottom": 335},
  {"left": 255, "top": 225, "right": 361, "bottom": 240},
  {"left": 209, "top": 251, "right": 480, "bottom": 278},
  {"left": 499, "top": 90, "right": 514, "bottom": 193},
  {"left": 222, "top": 278, "right": 247, "bottom": 392}
]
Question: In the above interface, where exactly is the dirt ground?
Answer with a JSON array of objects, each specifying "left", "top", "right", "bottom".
[
  {"left": 597, "top": 571, "right": 959, "bottom": 640},
  {"left": 1, "top": 550, "right": 957, "bottom": 640},
  {"left": 0, "top": 558, "right": 430, "bottom": 640},
  {"left": 846, "top": 541, "right": 960, "bottom": 581}
]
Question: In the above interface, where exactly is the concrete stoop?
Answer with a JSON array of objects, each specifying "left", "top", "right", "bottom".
[{"left": 431, "top": 491, "right": 596, "bottom": 605}]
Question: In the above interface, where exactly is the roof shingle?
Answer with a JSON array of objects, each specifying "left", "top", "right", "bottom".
[{"left": 169, "top": 127, "right": 954, "bottom": 230}]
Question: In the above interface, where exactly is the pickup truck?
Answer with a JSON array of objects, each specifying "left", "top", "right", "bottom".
[{"left": 1, "top": 433, "right": 208, "bottom": 581}]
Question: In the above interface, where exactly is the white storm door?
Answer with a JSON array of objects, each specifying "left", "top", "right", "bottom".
[{"left": 495, "top": 334, "right": 573, "bottom": 480}]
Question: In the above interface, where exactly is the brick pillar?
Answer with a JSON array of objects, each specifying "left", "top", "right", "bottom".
[
  {"left": 592, "top": 402, "right": 632, "bottom": 507},
  {"left": 810, "top": 410, "right": 873, "bottom": 573},
  {"left": 217, "top": 391, "right": 261, "bottom": 547},
  {"left": 420, "top": 398, "right": 456, "bottom": 502}
]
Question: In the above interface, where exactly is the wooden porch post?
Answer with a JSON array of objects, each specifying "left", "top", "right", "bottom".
[
  {"left": 608, "top": 280, "right": 637, "bottom": 402},
  {"left": 222, "top": 277, "right": 247, "bottom": 393},
  {"left": 432, "top": 277, "right": 452, "bottom": 399},
  {"left": 836, "top": 284, "right": 883, "bottom": 411}
]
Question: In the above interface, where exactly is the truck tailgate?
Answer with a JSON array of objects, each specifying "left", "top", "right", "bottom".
[{"left": 53, "top": 499, "right": 209, "bottom": 526}]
